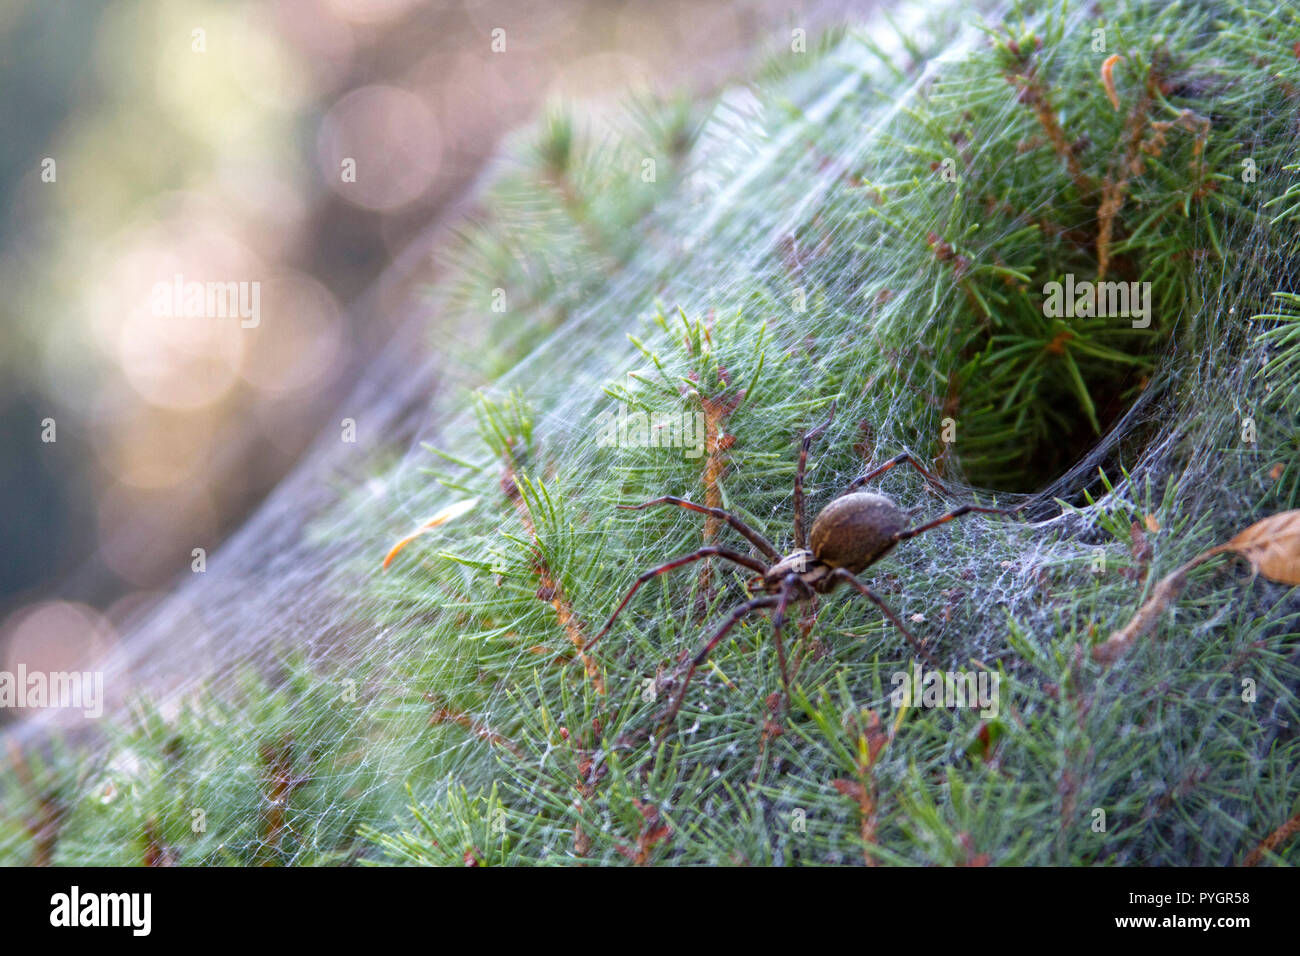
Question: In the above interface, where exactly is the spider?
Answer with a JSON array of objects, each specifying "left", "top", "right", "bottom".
[{"left": 586, "top": 403, "right": 1020, "bottom": 726}]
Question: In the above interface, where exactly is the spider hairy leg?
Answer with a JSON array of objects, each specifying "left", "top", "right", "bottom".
[
  {"left": 893, "top": 503, "right": 1019, "bottom": 542},
  {"left": 769, "top": 575, "right": 801, "bottom": 702},
  {"left": 661, "top": 595, "right": 781, "bottom": 727},
  {"left": 848, "top": 452, "right": 951, "bottom": 496},
  {"left": 584, "top": 546, "right": 767, "bottom": 652},
  {"left": 830, "top": 567, "right": 937, "bottom": 666},
  {"left": 794, "top": 401, "right": 836, "bottom": 550},
  {"left": 619, "top": 496, "right": 781, "bottom": 561}
]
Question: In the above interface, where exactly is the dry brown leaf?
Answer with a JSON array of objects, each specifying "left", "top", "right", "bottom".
[
  {"left": 1216, "top": 509, "right": 1300, "bottom": 585},
  {"left": 1095, "top": 509, "right": 1300, "bottom": 665}
]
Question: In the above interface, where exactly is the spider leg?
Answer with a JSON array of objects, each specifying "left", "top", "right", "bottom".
[
  {"left": 847, "top": 452, "right": 951, "bottom": 496},
  {"left": 793, "top": 401, "right": 836, "bottom": 549},
  {"left": 830, "top": 567, "right": 936, "bottom": 666},
  {"left": 892, "top": 503, "right": 1018, "bottom": 542},
  {"left": 770, "top": 575, "right": 803, "bottom": 702},
  {"left": 661, "top": 595, "right": 781, "bottom": 726},
  {"left": 619, "top": 496, "right": 781, "bottom": 562},
  {"left": 584, "top": 546, "right": 768, "bottom": 652}
]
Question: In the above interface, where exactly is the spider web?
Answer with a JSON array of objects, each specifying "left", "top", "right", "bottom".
[{"left": 4, "top": 0, "right": 1299, "bottom": 866}]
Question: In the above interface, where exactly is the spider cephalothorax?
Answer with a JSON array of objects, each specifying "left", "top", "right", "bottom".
[{"left": 587, "top": 403, "right": 1019, "bottom": 726}]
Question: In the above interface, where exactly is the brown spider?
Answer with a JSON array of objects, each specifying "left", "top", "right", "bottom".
[{"left": 587, "top": 403, "right": 1020, "bottom": 726}]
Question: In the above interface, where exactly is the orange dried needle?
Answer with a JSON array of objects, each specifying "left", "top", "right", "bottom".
[
  {"left": 382, "top": 497, "right": 479, "bottom": 569},
  {"left": 1101, "top": 54, "right": 1123, "bottom": 111}
]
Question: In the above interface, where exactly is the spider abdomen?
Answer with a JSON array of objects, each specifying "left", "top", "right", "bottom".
[{"left": 809, "top": 491, "right": 907, "bottom": 573}]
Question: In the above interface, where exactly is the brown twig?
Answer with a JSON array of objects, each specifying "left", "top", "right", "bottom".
[
  {"left": 6, "top": 739, "right": 66, "bottom": 867},
  {"left": 1095, "top": 67, "right": 1157, "bottom": 280},
  {"left": 1242, "top": 811, "right": 1300, "bottom": 866},
  {"left": 1096, "top": 61, "right": 1211, "bottom": 279},
  {"left": 1006, "top": 63, "right": 1096, "bottom": 196},
  {"left": 259, "top": 737, "right": 309, "bottom": 866},
  {"left": 614, "top": 798, "right": 673, "bottom": 865},
  {"left": 501, "top": 464, "right": 605, "bottom": 694},
  {"left": 694, "top": 387, "right": 743, "bottom": 598},
  {"left": 832, "top": 708, "right": 892, "bottom": 865},
  {"left": 426, "top": 693, "right": 523, "bottom": 758},
  {"left": 142, "top": 817, "right": 176, "bottom": 867},
  {"left": 560, "top": 725, "right": 601, "bottom": 858}
]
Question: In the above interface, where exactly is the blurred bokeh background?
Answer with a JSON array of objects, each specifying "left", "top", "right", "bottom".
[{"left": 0, "top": 0, "right": 862, "bottom": 705}]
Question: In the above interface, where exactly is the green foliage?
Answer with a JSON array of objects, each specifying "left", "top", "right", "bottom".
[
  {"left": 19, "top": 658, "right": 408, "bottom": 866},
  {"left": 4, "top": 0, "right": 1298, "bottom": 867}
]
